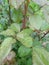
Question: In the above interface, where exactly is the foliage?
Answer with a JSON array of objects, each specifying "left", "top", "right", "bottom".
[{"left": 0, "top": 0, "right": 49, "bottom": 65}]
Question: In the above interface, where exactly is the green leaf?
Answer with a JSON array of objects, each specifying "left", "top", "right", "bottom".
[
  {"left": 11, "top": 7, "right": 23, "bottom": 23},
  {"left": 0, "top": 29, "right": 15, "bottom": 37},
  {"left": 33, "top": 47, "right": 49, "bottom": 65},
  {"left": 10, "top": 23, "right": 21, "bottom": 32},
  {"left": 32, "top": 0, "right": 47, "bottom": 6},
  {"left": 45, "top": 43, "right": 49, "bottom": 52},
  {"left": 17, "top": 28, "right": 33, "bottom": 36},
  {"left": 26, "top": 58, "right": 32, "bottom": 65},
  {"left": 0, "top": 24, "right": 3, "bottom": 31},
  {"left": 33, "top": 39, "right": 41, "bottom": 47},
  {"left": 18, "top": 45, "right": 31, "bottom": 57},
  {"left": 9, "top": 0, "right": 25, "bottom": 9},
  {"left": 17, "top": 35, "right": 33, "bottom": 48},
  {"left": 29, "top": 15, "right": 49, "bottom": 31},
  {"left": 0, "top": 37, "right": 16, "bottom": 64},
  {"left": 29, "top": 1, "right": 40, "bottom": 12},
  {"left": 40, "top": 21, "right": 49, "bottom": 31},
  {"left": 42, "top": 5, "right": 49, "bottom": 23},
  {"left": 17, "top": 29, "right": 33, "bottom": 47},
  {"left": 29, "top": 15, "right": 45, "bottom": 30}
]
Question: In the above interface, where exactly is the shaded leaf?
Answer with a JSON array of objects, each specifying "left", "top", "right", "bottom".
[
  {"left": 26, "top": 58, "right": 32, "bottom": 65},
  {"left": 18, "top": 45, "right": 31, "bottom": 57}
]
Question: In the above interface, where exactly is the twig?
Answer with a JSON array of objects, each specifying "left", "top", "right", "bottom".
[{"left": 40, "top": 30, "right": 49, "bottom": 40}]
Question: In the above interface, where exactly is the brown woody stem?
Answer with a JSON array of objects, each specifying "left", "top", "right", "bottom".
[
  {"left": 40, "top": 30, "right": 49, "bottom": 40},
  {"left": 22, "top": 0, "right": 30, "bottom": 29}
]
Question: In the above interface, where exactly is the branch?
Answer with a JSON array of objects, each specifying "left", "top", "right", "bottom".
[{"left": 40, "top": 30, "right": 49, "bottom": 40}]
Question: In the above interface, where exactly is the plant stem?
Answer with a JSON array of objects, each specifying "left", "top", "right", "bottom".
[
  {"left": 8, "top": 0, "right": 12, "bottom": 25},
  {"left": 40, "top": 30, "right": 49, "bottom": 40},
  {"left": 22, "top": 0, "right": 30, "bottom": 29}
]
